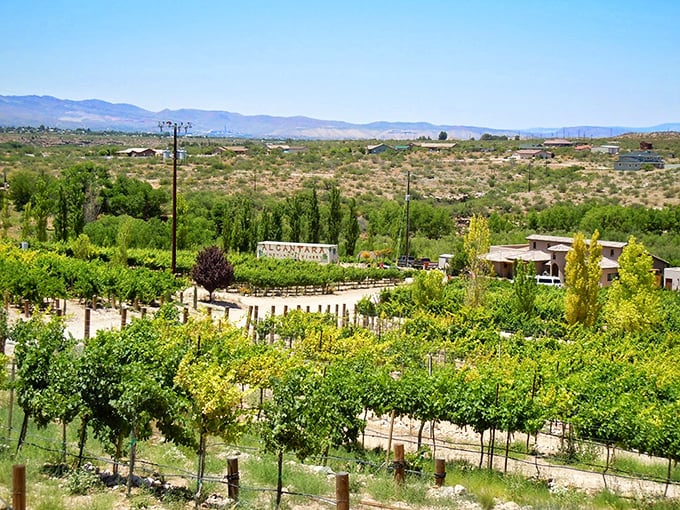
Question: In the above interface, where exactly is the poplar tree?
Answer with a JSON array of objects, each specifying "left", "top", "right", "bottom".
[
  {"left": 565, "top": 231, "right": 602, "bottom": 327},
  {"left": 603, "top": 236, "right": 660, "bottom": 333},
  {"left": 464, "top": 214, "right": 492, "bottom": 307}
]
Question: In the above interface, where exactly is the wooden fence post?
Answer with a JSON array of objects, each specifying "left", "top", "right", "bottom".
[
  {"left": 227, "top": 457, "right": 239, "bottom": 501},
  {"left": 335, "top": 471, "right": 349, "bottom": 510},
  {"left": 283, "top": 305, "right": 288, "bottom": 316},
  {"left": 252, "top": 306, "right": 259, "bottom": 341},
  {"left": 84, "top": 308, "right": 91, "bottom": 340},
  {"left": 12, "top": 464, "right": 26, "bottom": 510},
  {"left": 393, "top": 443, "right": 405, "bottom": 485},
  {"left": 434, "top": 458, "right": 446, "bottom": 487}
]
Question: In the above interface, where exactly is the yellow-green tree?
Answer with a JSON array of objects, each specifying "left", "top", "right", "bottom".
[
  {"left": 412, "top": 269, "right": 446, "bottom": 309},
  {"left": 565, "top": 231, "right": 602, "bottom": 326},
  {"left": 603, "top": 236, "right": 660, "bottom": 333},
  {"left": 464, "top": 214, "right": 492, "bottom": 307}
]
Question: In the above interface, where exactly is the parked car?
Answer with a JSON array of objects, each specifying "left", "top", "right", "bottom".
[
  {"left": 397, "top": 256, "right": 415, "bottom": 267},
  {"left": 535, "top": 275, "right": 562, "bottom": 286}
]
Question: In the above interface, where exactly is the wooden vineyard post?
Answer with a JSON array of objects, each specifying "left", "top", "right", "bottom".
[
  {"left": 283, "top": 305, "right": 288, "bottom": 316},
  {"left": 252, "top": 306, "right": 259, "bottom": 341},
  {"left": 245, "top": 306, "right": 253, "bottom": 334},
  {"left": 269, "top": 305, "right": 275, "bottom": 343},
  {"left": 13, "top": 464, "right": 26, "bottom": 510},
  {"left": 7, "top": 359, "right": 15, "bottom": 440},
  {"left": 335, "top": 472, "right": 349, "bottom": 510},
  {"left": 434, "top": 458, "right": 446, "bottom": 487},
  {"left": 84, "top": 308, "right": 91, "bottom": 340},
  {"left": 120, "top": 308, "right": 127, "bottom": 329},
  {"left": 23, "top": 300, "right": 30, "bottom": 318},
  {"left": 224, "top": 306, "right": 229, "bottom": 320},
  {"left": 393, "top": 443, "right": 405, "bottom": 485},
  {"left": 183, "top": 307, "right": 189, "bottom": 324},
  {"left": 227, "top": 457, "right": 240, "bottom": 501},
  {"left": 193, "top": 285, "right": 198, "bottom": 309}
]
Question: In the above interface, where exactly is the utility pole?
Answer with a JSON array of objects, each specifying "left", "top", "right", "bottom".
[{"left": 158, "top": 121, "right": 191, "bottom": 273}]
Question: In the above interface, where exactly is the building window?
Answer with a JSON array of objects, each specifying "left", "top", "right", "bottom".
[
  {"left": 532, "top": 242, "right": 536, "bottom": 249},
  {"left": 610, "top": 249, "right": 614, "bottom": 256},
  {"left": 607, "top": 273, "right": 618, "bottom": 282},
  {"left": 552, "top": 254, "right": 556, "bottom": 260}
]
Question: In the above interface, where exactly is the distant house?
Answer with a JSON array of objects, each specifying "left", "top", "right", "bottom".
[
  {"left": 486, "top": 234, "right": 668, "bottom": 287},
  {"left": 367, "top": 143, "right": 392, "bottom": 154},
  {"left": 511, "top": 149, "right": 554, "bottom": 160},
  {"left": 591, "top": 144, "right": 620, "bottom": 155},
  {"left": 416, "top": 142, "right": 457, "bottom": 151},
  {"left": 216, "top": 146, "right": 249, "bottom": 155},
  {"left": 116, "top": 147, "right": 158, "bottom": 158},
  {"left": 574, "top": 144, "right": 592, "bottom": 151},
  {"left": 543, "top": 138, "right": 573, "bottom": 147},
  {"left": 266, "top": 144, "right": 307, "bottom": 154},
  {"left": 614, "top": 151, "right": 664, "bottom": 171},
  {"left": 664, "top": 268, "right": 680, "bottom": 290}
]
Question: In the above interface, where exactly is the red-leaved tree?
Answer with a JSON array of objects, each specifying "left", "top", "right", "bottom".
[{"left": 190, "top": 246, "right": 235, "bottom": 302}]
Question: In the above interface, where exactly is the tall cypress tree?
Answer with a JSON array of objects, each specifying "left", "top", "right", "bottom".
[
  {"left": 327, "top": 186, "right": 341, "bottom": 245},
  {"left": 307, "top": 187, "right": 320, "bottom": 243}
]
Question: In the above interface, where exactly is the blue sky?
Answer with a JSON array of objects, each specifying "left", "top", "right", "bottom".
[{"left": 2, "top": 0, "right": 679, "bottom": 129}]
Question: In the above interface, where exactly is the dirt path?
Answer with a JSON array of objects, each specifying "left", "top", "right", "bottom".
[
  {"left": 4, "top": 284, "right": 387, "bottom": 344},
  {"left": 362, "top": 415, "right": 680, "bottom": 500}
]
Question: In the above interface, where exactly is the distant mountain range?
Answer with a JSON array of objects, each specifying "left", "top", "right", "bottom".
[{"left": 1, "top": 95, "right": 679, "bottom": 140}]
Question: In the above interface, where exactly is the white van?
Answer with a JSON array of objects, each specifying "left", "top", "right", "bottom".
[{"left": 535, "top": 275, "right": 562, "bottom": 287}]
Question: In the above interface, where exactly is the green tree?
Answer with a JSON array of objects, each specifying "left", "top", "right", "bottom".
[
  {"left": 286, "top": 195, "right": 304, "bottom": 243},
  {"left": 513, "top": 259, "right": 537, "bottom": 316},
  {"left": 8, "top": 170, "right": 36, "bottom": 212},
  {"left": 438, "top": 131, "right": 448, "bottom": 141},
  {"left": 565, "top": 231, "right": 602, "bottom": 327},
  {"left": 603, "top": 236, "right": 660, "bottom": 333},
  {"left": 412, "top": 269, "right": 446, "bottom": 309},
  {"left": 464, "top": 214, "right": 492, "bottom": 307},
  {"left": 344, "top": 198, "right": 360, "bottom": 256},
  {"left": 327, "top": 185, "right": 342, "bottom": 245},
  {"left": 306, "top": 187, "right": 321, "bottom": 243}
]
